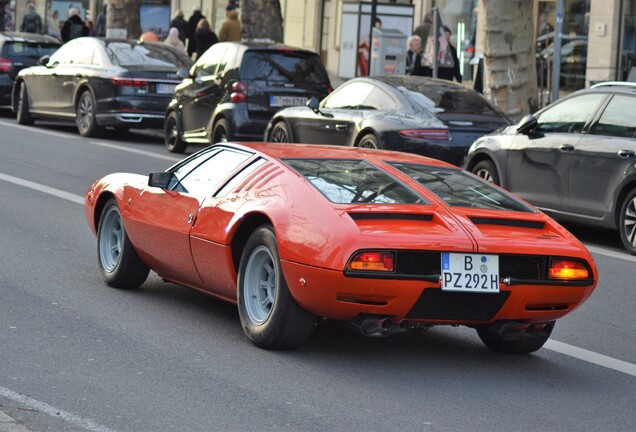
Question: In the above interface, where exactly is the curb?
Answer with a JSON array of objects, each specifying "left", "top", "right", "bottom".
[{"left": 0, "top": 411, "right": 32, "bottom": 432}]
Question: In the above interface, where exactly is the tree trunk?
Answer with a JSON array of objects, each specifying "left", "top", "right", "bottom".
[
  {"left": 240, "top": 0, "right": 284, "bottom": 43},
  {"left": 105, "top": 0, "right": 142, "bottom": 40},
  {"left": 479, "top": 0, "right": 538, "bottom": 120}
]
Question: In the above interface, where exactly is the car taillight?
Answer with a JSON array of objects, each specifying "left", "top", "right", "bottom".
[
  {"left": 549, "top": 258, "right": 590, "bottom": 280},
  {"left": 399, "top": 129, "right": 450, "bottom": 140},
  {"left": 111, "top": 77, "right": 149, "bottom": 86},
  {"left": 0, "top": 57, "right": 12, "bottom": 73},
  {"left": 346, "top": 251, "right": 395, "bottom": 272},
  {"left": 230, "top": 81, "right": 247, "bottom": 103}
]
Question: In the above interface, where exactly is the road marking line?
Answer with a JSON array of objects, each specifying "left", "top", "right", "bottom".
[
  {"left": 584, "top": 244, "right": 636, "bottom": 263},
  {"left": 545, "top": 340, "right": 636, "bottom": 377},
  {"left": 88, "top": 139, "right": 180, "bottom": 162},
  {"left": 0, "top": 173, "right": 84, "bottom": 205},
  {"left": 0, "top": 119, "right": 80, "bottom": 140},
  {"left": 0, "top": 385, "right": 116, "bottom": 432}
]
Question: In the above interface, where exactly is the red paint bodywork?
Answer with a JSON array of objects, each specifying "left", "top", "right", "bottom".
[{"left": 85, "top": 143, "right": 597, "bottom": 325}]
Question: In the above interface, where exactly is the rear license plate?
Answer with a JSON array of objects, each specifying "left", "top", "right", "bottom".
[
  {"left": 441, "top": 252, "right": 499, "bottom": 293},
  {"left": 269, "top": 96, "right": 307, "bottom": 107},
  {"left": 156, "top": 84, "right": 176, "bottom": 94}
]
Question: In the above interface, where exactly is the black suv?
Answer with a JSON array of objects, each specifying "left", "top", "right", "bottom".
[
  {"left": 0, "top": 32, "right": 60, "bottom": 107},
  {"left": 164, "top": 41, "right": 331, "bottom": 153}
]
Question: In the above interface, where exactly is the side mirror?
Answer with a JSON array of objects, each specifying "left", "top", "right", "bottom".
[
  {"left": 516, "top": 114, "right": 538, "bottom": 135},
  {"left": 148, "top": 172, "right": 173, "bottom": 189},
  {"left": 39, "top": 55, "right": 50, "bottom": 66},
  {"left": 306, "top": 97, "right": 320, "bottom": 114},
  {"left": 176, "top": 67, "right": 190, "bottom": 80}
]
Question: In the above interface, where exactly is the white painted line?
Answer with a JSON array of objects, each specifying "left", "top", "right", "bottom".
[
  {"left": 88, "top": 139, "right": 180, "bottom": 162},
  {"left": 0, "top": 173, "right": 84, "bottom": 205},
  {"left": 545, "top": 339, "right": 636, "bottom": 377},
  {"left": 0, "top": 119, "right": 79, "bottom": 140},
  {"left": 584, "top": 244, "right": 636, "bottom": 263},
  {"left": 0, "top": 385, "right": 116, "bottom": 432}
]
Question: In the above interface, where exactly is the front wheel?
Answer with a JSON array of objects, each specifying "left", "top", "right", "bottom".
[
  {"left": 97, "top": 198, "right": 150, "bottom": 289},
  {"left": 164, "top": 111, "right": 188, "bottom": 153},
  {"left": 16, "top": 83, "right": 34, "bottom": 126},
  {"left": 237, "top": 225, "right": 317, "bottom": 349},
  {"left": 76, "top": 90, "right": 104, "bottom": 137},
  {"left": 619, "top": 188, "right": 636, "bottom": 255},
  {"left": 471, "top": 159, "right": 500, "bottom": 185}
]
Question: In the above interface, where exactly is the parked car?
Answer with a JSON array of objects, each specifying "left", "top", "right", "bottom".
[
  {"left": 465, "top": 82, "right": 636, "bottom": 254},
  {"left": 0, "top": 32, "right": 60, "bottom": 107},
  {"left": 537, "top": 34, "right": 588, "bottom": 90},
  {"left": 12, "top": 37, "right": 192, "bottom": 136},
  {"left": 164, "top": 41, "right": 332, "bottom": 153},
  {"left": 264, "top": 76, "right": 511, "bottom": 167},
  {"left": 85, "top": 142, "right": 597, "bottom": 352}
]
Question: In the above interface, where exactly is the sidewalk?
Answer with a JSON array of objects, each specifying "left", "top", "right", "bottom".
[{"left": 0, "top": 411, "right": 32, "bottom": 432}]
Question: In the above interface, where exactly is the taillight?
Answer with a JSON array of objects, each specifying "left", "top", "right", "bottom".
[
  {"left": 230, "top": 81, "right": 247, "bottom": 103},
  {"left": 111, "top": 77, "right": 149, "bottom": 86},
  {"left": 0, "top": 57, "right": 12, "bottom": 73},
  {"left": 399, "top": 129, "right": 450, "bottom": 140},
  {"left": 346, "top": 251, "right": 395, "bottom": 272},
  {"left": 549, "top": 258, "right": 590, "bottom": 280}
]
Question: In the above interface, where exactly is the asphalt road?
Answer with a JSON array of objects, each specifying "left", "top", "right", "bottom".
[{"left": 0, "top": 113, "right": 634, "bottom": 432}]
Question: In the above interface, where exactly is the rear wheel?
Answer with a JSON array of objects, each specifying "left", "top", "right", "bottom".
[
  {"left": 356, "top": 133, "right": 382, "bottom": 150},
  {"left": 164, "top": 111, "right": 188, "bottom": 153},
  {"left": 237, "top": 225, "right": 317, "bottom": 349},
  {"left": 619, "top": 188, "right": 636, "bottom": 255},
  {"left": 471, "top": 159, "right": 500, "bottom": 185},
  {"left": 476, "top": 325, "right": 552, "bottom": 354},
  {"left": 97, "top": 198, "right": 150, "bottom": 289},
  {"left": 16, "top": 83, "right": 34, "bottom": 126},
  {"left": 212, "top": 118, "right": 231, "bottom": 143},
  {"left": 76, "top": 90, "right": 104, "bottom": 137},
  {"left": 269, "top": 121, "right": 292, "bottom": 143}
]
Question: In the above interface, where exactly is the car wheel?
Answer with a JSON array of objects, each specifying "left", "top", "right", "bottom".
[
  {"left": 356, "top": 133, "right": 383, "bottom": 149},
  {"left": 476, "top": 325, "right": 551, "bottom": 354},
  {"left": 76, "top": 90, "right": 104, "bottom": 137},
  {"left": 16, "top": 83, "right": 34, "bottom": 126},
  {"left": 237, "top": 225, "right": 317, "bottom": 349},
  {"left": 164, "top": 112, "right": 188, "bottom": 153},
  {"left": 619, "top": 189, "right": 636, "bottom": 255},
  {"left": 472, "top": 159, "right": 500, "bottom": 185},
  {"left": 97, "top": 198, "right": 150, "bottom": 289},
  {"left": 269, "top": 121, "right": 292, "bottom": 143},
  {"left": 212, "top": 118, "right": 231, "bottom": 143}
]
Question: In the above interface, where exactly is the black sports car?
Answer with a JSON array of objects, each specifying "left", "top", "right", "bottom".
[
  {"left": 264, "top": 76, "right": 511, "bottom": 167},
  {"left": 12, "top": 37, "right": 192, "bottom": 137}
]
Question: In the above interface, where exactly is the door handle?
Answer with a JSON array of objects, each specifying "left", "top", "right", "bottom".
[
  {"left": 188, "top": 214, "right": 194, "bottom": 224},
  {"left": 335, "top": 124, "right": 348, "bottom": 131},
  {"left": 559, "top": 144, "right": 574, "bottom": 152},
  {"left": 617, "top": 150, "right": 635, "bottom": 158}
]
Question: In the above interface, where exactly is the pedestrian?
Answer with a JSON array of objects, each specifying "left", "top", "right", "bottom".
[
  {"left": 357, "top": 17, "right": 381, "bottom": 76},
  {"left": 218, "top": 4, "right": 241, "bottom": 42},
  {"left": 95, "top": 5, "right": 106, "bottom": 37},
  {"left": 86, "top": 19, "right": 96, "bottom": 36},
  {"left": 164, "top": 27, "right": 186, "bottom": 53},
  {"left": 47, "top": 10, "right": 61, "bottom": 40},
  {"left": 187, "top": 6, "right": 205, "bottom": 58},
  {"left": 170, "top": 9, "right": 188, "bottom": 44},
  {"left": 195, "top": 18, "right": 218, "bottom": 60},
  {"left": 20, "top": 3, "right": 42, "bottom": 33},
  {"left": 405, "top": 35, "right": 425, "bottom": 76},
  {"left": 437, "top": 25, "right": 462, "bottom": 82},
  {"left": 60, "top": 7, "right": 88, "bottom": 42},
  {"left": 413, "top": 11, "right": 434, "bottom": 77}
]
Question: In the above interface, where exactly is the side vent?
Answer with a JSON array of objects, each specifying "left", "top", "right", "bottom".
[
  {"left": 348, "top": 213, "right": 433, "bottom": 221},
  {"left": 469, "top": 217, "right": 545, "bottom": 229}
]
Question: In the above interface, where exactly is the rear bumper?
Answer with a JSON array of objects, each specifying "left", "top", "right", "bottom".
[
  {"left": 96, "top": 112, "right": 164, "bottom": 128},
  {"left": 96, "top": 96, "right": 170, "bottom": 129}
]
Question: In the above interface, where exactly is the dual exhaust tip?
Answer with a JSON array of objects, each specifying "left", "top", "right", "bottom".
[{"left": 357, "top": 316, "right": 411, "bottom": 337}]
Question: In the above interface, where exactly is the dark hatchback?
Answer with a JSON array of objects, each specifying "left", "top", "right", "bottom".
[
  {"left": 164, "top": 41, "right": 332, "bottom": 153},
  {"left": 264, "top": 76, "right": 511, "bottom": 167},
  {"left": 12, "top": 37, "right": 192, "bottom": 136},
  {"left": 465, "top": 82, "right": 636, "bottom": 254},
  {"left": 0, "top": 32, "right": 60, "bottom": 106}
]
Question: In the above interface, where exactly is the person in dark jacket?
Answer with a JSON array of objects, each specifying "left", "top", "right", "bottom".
[
  {"left": 195, "top": 18, "right": 218, "bottom": 60},
  {"left": 187, "top": 6, "right": 205, "bottom": 58},
  {"left": 437, "top": 25, "right": 462, "bottom": 82},
  {"left": 60, "top": 7, "right": 88, "bottom": 43},
  {"left": 170, "top": 9, "right": 188, "bottom": 43},
  {"left": 95, "top": 5, "right": 106, "bottom": 37},
  {"left": 406, "top": 35, "right": 426, "bottom": 76}
]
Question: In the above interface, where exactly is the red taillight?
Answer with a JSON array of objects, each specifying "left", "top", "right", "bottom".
[
  {"left": 399, "top": 129, "right": 450, "bottom": 140},
  {"left": 549, "top": 258, "right": 590, "bottom": 280},
  {"left": 347, "top": 251, "right": 395, "bottom": 272},
  {"left": 231, "top": 81, "right": 247, "bottom": 92},
  {"left": 0, "top": 57, "right": 12, "bottom": 73},
  {"left": 230, "top": 81, "right": 247, "bottom": 103},
  {"left": 111, "top": 77, "right": 149, "bottom": 86}
]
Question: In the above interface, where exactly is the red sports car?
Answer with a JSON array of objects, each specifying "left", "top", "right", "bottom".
[{"left": 85, "top": 143, "right": 597, "bottom": 353}]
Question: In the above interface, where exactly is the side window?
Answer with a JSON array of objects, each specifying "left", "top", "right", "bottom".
[
  {"left": 48, "top": 41, "right": 79, "bottom": 65},
  {"left": 178, "top": 149, "right": 252, "bottom": 195},
  {"left": 362, "top": 87, "right": 396, "bottom": 110},
  {"left": 536, "top": 93, "right": 605, "bottom": 133},
  {"left": 322, "top": 82, "right": 374, "bottom": 109},
  {"left": 73, "top": 41, "right": 96, "bottom": 65},
  {"left": 590, "top": 94, "right": 636, "bottom": 139},
  {"left": 195, "top": 45, "right": 227, "bottom": 77}
]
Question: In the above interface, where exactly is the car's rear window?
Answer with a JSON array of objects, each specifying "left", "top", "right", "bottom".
[
  {"left": 1, "top": 42, "right": 59, "bottom": 58},
  {"left": 240, "top": 51, "right": 329, "bottom": 85},
  {"left": 397, "top": 82, "right": 503, "bottom": 116},
  {"left": 283, "top": 158, "right": 425, "bottom": 204},
  {"left": 105, "top": 42, "right": 192, "bottom": 67}
]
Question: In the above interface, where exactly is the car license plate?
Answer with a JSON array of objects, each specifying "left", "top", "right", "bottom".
[
  {"left": 441, "top": 252, "right": 499, "bottom": 293},
  {"left": 156, "top": 84, "right": 176, "bottom": 94},
  {"left": 270, "top": 96, "right": 307, "bottom": 107}
]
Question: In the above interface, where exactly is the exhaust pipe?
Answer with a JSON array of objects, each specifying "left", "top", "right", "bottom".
[{"left": 360, "top": 317, "right": 393, "bottom": 337}]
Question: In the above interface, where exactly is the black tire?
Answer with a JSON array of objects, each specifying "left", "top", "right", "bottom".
[
  {"left": 76, "top": 90, "right": 104, "bottom": 137},
  {"left": 356, "top": 133, "right": 383, "bottom": 150},
  {"left": 164, "top": 111, "right": 188, "bottom": 153},
  {"left": 476, "top": 326, "right": 551, "bottom": 354},
  {"left": 619, "top": 188, "right": 636, "bottom": 255},
  {"left": 97, "top": 198, "right": 150, "bottom": 289},
  {"left": 268, "top": 121, "right": 293, "bottom": 143},
  {"left": 237, "top": 225, "right": 317, "bottom": 349},
  {"left": 16, "top": 82, "right": 34, "bottom": 126},
  {"left": 472, "top": 159, "right": 500, "bottom": 185},
  {"left": 212, "top": 118, "right": 231, "bottom": 143}
]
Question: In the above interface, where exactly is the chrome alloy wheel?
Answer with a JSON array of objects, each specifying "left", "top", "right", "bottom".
[
  {"left": 474, "top": 168, "right": 494, "bottom": 182},
  {"left": 243, "top": 245, "right": 277, "bottom": 324},
  {"left": 77, "top": 93, "right": 95, "bottom": 133},
  {"left": 623, "top": 196, "right": 636, "bottom": 247},
  {"left": 99, "top": 206, "right": 123, "bottom": 272}
]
